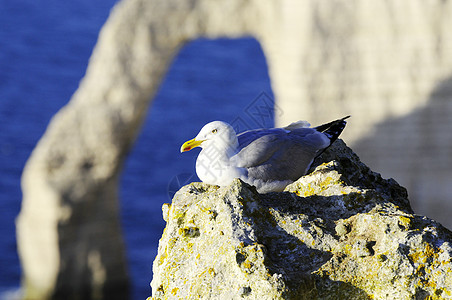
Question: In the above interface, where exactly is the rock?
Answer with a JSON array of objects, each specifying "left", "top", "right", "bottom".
[{"left": 150, "top": 141, "right": 452, "bottom": 299}]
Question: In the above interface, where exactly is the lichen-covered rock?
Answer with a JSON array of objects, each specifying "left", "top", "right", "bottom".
[{"left": 150, "top": 140, "right": 452, "bottom": 299}]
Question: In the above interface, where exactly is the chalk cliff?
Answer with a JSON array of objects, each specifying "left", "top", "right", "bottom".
[{"left": 150, "top": 141, "right": 452, "bottom": 299}]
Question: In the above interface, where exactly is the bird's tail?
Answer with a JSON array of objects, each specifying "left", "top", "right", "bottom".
[
  {"left": 312, "top": 116, "right": 350, "bottom": 160},
  {"left": 315, "top": 115, "right": 350, "bottom": 144}
]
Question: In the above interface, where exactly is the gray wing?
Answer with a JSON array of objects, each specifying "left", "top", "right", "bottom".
[
  {"left": 233, "top": 128, "right": 330, "bottom": 181},
  {"left": 237, "top": 128, "right": 288, "bottom": 149}
]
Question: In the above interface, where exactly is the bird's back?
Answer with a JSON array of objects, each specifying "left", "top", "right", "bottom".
[{"left": 234, "top": 127, "right": 330, "bottom": 182}]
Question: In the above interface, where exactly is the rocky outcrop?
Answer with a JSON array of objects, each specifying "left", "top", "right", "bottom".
[{"left": 150, "top": 141, "right": 452, "bottom": 299}]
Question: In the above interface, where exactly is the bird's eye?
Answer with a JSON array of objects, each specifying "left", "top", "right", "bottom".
[{"left": 211, "top": 129, "right": 217, "bottom": 134}]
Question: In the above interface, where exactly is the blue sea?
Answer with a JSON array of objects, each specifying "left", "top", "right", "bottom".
[{"left": 0, "top": 1, "right": 273, "bottom": 299}]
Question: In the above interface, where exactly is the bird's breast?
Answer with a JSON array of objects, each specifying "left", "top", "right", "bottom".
[{"left": 196, "top": 151, "right": 244, "bottom": 186}]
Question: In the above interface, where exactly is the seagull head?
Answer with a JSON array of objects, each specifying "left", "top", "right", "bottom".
[{"left": 180, "top": 121, "right": 238, "bottom": 153}]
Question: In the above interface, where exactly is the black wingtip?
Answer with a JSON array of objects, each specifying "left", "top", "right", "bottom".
[{"left": 314, "top": 116, "right": 350, "bottom": 143}]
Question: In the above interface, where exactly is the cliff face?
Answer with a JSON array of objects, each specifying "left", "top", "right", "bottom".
[{"left": 150, "top": 141, "right": 452, "bottom": 299}]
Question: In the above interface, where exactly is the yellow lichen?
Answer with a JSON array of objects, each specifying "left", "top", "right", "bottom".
[
  {"left": 178, "top": 226, "right": 200, "bottom": 238},
  {"left": 303, "top": 184, "right": 316, "bottom": 197},
  {"left": 167, "top": 237, "right": 177, "bottom": 249},
  {"left": 171, "top": 287, "right": 179, "bottom": 295},
  {"left": 301, "top": 176, "right": 344, "bottom": 197},
  {"left": 409, "top": 243, "right": 439, "bottom": 264},
  {"left": 344, "top": 244, "right": 352, "bottom": 254},
  {"left": 173, "top": 210, "right": 186, "bottom": 221},
  {"left": 397, "top": 216, "right": 412, "bottom": 230},
  {"left": 158, "top": 247, "right": 168, "bottom": 265}
]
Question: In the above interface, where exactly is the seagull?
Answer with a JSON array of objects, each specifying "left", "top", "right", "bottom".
[{"left": 181, "top": 116, "right": 349, "bottom": 193}]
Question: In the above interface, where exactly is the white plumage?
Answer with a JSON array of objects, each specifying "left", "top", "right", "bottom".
[{"left": 181, "top": 117, "right": 349, "bottom": 193}]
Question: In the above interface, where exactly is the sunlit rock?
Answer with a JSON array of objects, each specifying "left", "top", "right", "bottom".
[{"left": 150, "top": 141, "right": 452, "bottom": 299}]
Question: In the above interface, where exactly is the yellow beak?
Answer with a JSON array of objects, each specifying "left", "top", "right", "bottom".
[{"left": 180, "top": 138, "right": 204, "bottom": 153}]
